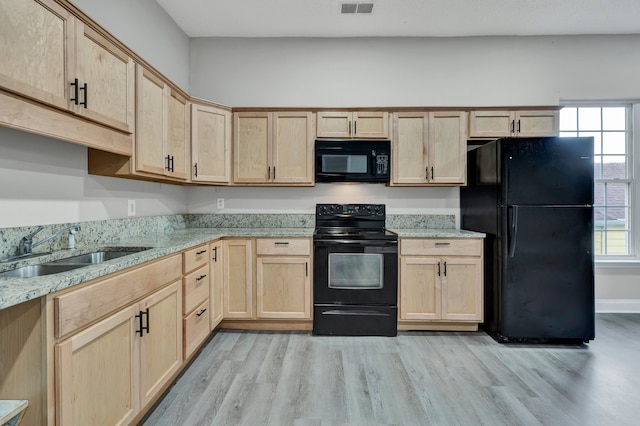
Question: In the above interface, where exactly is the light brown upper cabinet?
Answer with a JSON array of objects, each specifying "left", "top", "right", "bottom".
[
  {"left": 316, "top": 111, "right": 389, "bottom": 139},
  {"left": 234, "top": 111, "right": 314, "bottom": 185},
  {"left": 135, "top": 65, "right": 189, "bottom": 181},
  {"left": 0, "top": 0, "right": 135, "bottom": 134},
  {"left": 469, "top": 109, "right": 559, "bottom": 138},
  {"left": 391, "top": 111, "right": 467, "bottom": 186},
  {"left": 191, "top": 102, "right": 232, "bottom": 184}
]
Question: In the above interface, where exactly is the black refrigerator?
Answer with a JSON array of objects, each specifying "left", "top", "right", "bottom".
[{"left": 461, "top": 137, "right": 595, "bottom": 343}]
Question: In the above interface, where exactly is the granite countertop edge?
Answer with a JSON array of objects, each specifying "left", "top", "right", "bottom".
[{"left": 0, "top": 227, "right": 483, "bottom": 311}]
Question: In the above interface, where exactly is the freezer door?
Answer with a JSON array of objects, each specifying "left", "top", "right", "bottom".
[
  {"left": 502, "top": 137, "right": 594, "bottom": 206},
  {"left": 500, "top": 205, "right": 594, "bottom": 340}
]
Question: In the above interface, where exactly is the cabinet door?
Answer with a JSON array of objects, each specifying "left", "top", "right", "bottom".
[
  {"left": 429, "top": 111, "right": 467, "bottom": 184},
  {"left": 515, "top": 110, "right": 559, "bottom": 137},
  {"left": 469, "top": 110, "right": 513, "bottom": 138},
  {"left": 353, "top": 111, "right": 389, "bottom": 138},
  {"left": 256, "top": 256, "right": 311, "bottom": 319},
  {"left": 316, "top": 111, "right": 352, "bottom": 138},
  {"left": 166, "top": 90, "right": 189, "bottom": 180},
  {"left": 192, "top": 104, "right": 232, "bottom": 183},
  {"left": 234, "top": 112, "right": 270, "bottom": 183},
  {"left": 0, "top": 0, "right": 74, "bottom": 111},
  {"left": 272, "top": 111, "right": 314, "bottom": 184},
  {"left": 139, "top": 281, "right": 182, "bottom": 407},
  {"left": 210, "top": 240, "right": 224, "bottom": 329},
  {"left": 223, "top": 240, "right": 253, "bottom": 318},
  {"left": 135, "top": 66, "right": 166, "bottom": 176},
  {"left": 399, "top": 257, "right": 441, "bottom": 320},
  {"left": 392, "top": 112, "right": 428, "bottom": 184},
  {"left": 75, "top": 23, "right": 135, "bottom": 133},
  {"left": 55, "top": 304, "right": 139, "bottom": 426},
  {"left": 441, "top": 257, "right": 483, "bottom": 321}
]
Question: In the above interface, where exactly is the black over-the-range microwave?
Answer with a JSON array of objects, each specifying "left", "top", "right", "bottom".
[{"left": 315, "top": 139, "right": 391, "bottom": 183}]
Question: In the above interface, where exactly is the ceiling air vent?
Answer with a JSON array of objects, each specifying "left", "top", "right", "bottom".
[{"left": 340, "top": 2, "right": 374, "bottom": 14}]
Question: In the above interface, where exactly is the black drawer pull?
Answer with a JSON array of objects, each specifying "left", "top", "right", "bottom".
[
  {"left": 274, "top": 242, "right": 290, "bottom": 245},
  {"left": 195, "top": 274, "right": 207, "bottom": 281},
  {"left": 434, "top": 242, "right": 451, "bottom": 246},
  {"left": 196, "top": 308, "right": 207, "bottom": 317},
  {"left": 196, "top": 250, "right": 207, "bottom": 255}
]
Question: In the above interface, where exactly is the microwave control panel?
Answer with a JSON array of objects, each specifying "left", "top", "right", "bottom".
[{"left": 375, "top": 154, "right": 389, "bottom": 175}]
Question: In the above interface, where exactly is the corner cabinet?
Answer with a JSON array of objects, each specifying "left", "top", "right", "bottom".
[
  {"left": 256, "top": 238, "right": 311, "bottom": 319},
  {"left": 391, "top": 111, "right": 467, "bottom": 186},
  {"left": 399, "top": 238, "right": 483, "bottom": 331},
  {"left": 469, "top": 109, "right": 559, "bottom": 138},
  {"left": 233, "top": 111, "right": 314, "bottom": 185},
  {"left": 191, "top": 102, "right": 232, "bottom": 184},
  {"left": 316, "top": 111, "right": 389, "bottom": 138}
]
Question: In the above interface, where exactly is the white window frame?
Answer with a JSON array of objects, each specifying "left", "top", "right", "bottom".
[{"left": 559, "top": 100, "right": 640, "bottom": 265}]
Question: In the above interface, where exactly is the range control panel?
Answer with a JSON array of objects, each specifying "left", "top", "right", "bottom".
[{"left": 316, "top": 204, "right": 385, "bottom": 217}]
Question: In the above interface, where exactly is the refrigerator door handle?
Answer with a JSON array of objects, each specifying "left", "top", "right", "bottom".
[{"left": 508, "top": 205, "right": 519, "bottom": 258}]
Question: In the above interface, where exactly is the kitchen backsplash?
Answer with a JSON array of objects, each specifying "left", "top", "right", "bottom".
[{"left": 0, "top": 213, "right": 456, "bottom": 258}]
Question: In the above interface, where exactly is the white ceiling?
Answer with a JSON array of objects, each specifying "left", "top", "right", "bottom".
[{"left": 155, "top": 0, "right": 640, "bottom": 38}]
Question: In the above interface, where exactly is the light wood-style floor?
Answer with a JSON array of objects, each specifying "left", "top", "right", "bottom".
[{"left": 141, "top": 314, "right": 640, "bottom": 425}]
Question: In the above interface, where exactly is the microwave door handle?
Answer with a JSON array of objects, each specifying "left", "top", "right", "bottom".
[{"left": 317, "top": 172, "right": 346, "bottom": 177}]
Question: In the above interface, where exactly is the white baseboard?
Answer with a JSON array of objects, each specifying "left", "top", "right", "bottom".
[{"left": 596, "top": 299, "right": 640, "bottom": 313}]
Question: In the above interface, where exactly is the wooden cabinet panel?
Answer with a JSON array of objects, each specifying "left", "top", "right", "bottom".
[
  {"left": 183, "top": 244, "right": 209, "bottom": 274},
  {"left": 317, "top": 111, "right": 388, "bottom": 138},
  {"left": 272, "top": 111, "right": 314, "bottom": 184},
  {"left": 136, "top": 66, "right": 166, "bottom": 175},
  {"left": 256, "top": 257, "right": 311, "bottom": 319},
  {"left": 209, "top": 240, "right": 224, "bottom": 329},
  {"left": 234, "top": 112, "right": 271, "bottom": 183},
  {"left": 441, "top": 257, "right": 482, "bottom": 321},
  {"left": 429, "top": 111, "right": 467, "bottom": 184},
  {"left": 55, "top": 304, "right": 139, "bottom": 426},
  {"left": 183, "top": 264, "right": 210, "bottom": 314},
  {"left": 256, "top": 238, "right": 311, "bottom": 256},
  {"left": 191, "top": 103, "right": 232, "bottom": 183},
  {"left": 55, "top": 254, "right": 182, "bottom": 338},
  {"left": 399, "top": 238, "right": 483, "bottom": 327},
  {"left": 399, "top": 256, "right": 440, "bottom": 320},
  {"left": 75, "top": 23, "right": 135, "bottom": 133},
  {"left": 392, "top": 112, "right": 428, "bottom": 185},
  {"left": 167, "top": 90, "right": 190, "bottom": 180},
  {"left": 223, "top": 239, "right": 253, "bottom": 318},
  {"left": 184, "top": 300, "right": 210, "bottom": 358},
  {"left": 0, "top": 0, "right": 73, "bottom": 110},
  {"left": 469, "top": 109, "right": 559, "bottom": 138},
  {"left": 139, "top": 282, "right": 182, "bottom": 407}
]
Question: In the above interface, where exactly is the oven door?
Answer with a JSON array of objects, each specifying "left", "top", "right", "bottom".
[{"left": 313, "top": 238, "right": 398, "bottom": 305}]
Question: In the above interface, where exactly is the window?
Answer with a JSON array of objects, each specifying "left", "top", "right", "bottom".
[{"left": 559, "top": 104, "right": 633, "bottom": 256}]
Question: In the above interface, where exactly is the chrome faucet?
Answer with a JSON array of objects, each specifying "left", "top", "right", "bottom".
[{"left": 18, "top": 224, "right": 82, "bottom": 255}]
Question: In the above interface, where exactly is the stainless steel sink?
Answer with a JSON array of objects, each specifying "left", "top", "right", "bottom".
[
  {"left": 0, "top": 263, "right": 85, "bottom": 278},
  {"left": 51, "top": 249, "right": 150, "bottom": 265}
]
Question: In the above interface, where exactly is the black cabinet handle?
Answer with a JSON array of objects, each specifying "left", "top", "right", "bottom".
[
  {"left": 196, "top": 274, "right": 207, "bottom": 281},
  {"left": 165, "top": 155, "right": 171, "bottom": 172},
  {"left": 70, "top": 78, "right": 79, "bottom": 105},
  {"left": 431, "top": 167, "right": 434, "bottom": 180},
  {"left": 273, "top": 166, "right": 276, "bottom": 179},
  {"left": 135, "top": 310, "right": 144, "bottom": 336},
  {"left": 79, "top": 82, "right": 87, "bottom": 108},
  {"left": 212, "top": 246, "right": 218, "bottom": 262},
  {"left": 443, "top": 261, "right": 447, "bottom": 277},
  {"left": 169, "top": 155, "right": 174, "bottom": 172},
  {"left": 268, "top": 166, "right": 271, "bottom": 180},
  {"left": 517, "top": 120, "right": 521, "bottom": 133},
  {"left": 437, "top": 262, "right": 441, "bottom": 277},
  {"left": 274, "top": 242, "right": 289, "bottom": 245},
  {"left": 354, "top": 121, "right": 357, "bottom": 135},
  {"left": 142, "top": 308, "right": 149, "bottom": 334},
  {"left": 196, "top": 308, "right": 207, "bottom": 317},
  {"left": 196, "top": 249, "right": 207, "bottom": 255},
  {"left": 511, "top": 120, "right": 515, "bottom": 133},
  {"left": 425, "top": 167, "right": 429, "bottom": 180},
  {"left": 136, "top": 308, "right": 150, "bottom": 336},
  {"left": 194, "top": 163, "right": 198, "bottom": 177},
  {"left": 306, "top": 262, "right": 308, "bottom": 277},
  {"left": 435, "top": 242, "right": 451, "bottom": 246}
]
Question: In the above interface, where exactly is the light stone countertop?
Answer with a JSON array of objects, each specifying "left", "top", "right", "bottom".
[
  {"left": 0, "top": 226, "right": 483, "bottom": 311},
  {"left": 0, "top": 400, "right": 28, "bottom": 426}
]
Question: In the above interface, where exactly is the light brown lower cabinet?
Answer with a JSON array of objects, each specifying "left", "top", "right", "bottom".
[
  {"left": 210, "top": 240, "right": 224, "bottom": 329},
  {"left": 223, "top": 239, "right": 254, "bottom": 318},
  {"left": 54, "top": 281, "right": 182, "bottom": 425},
  {"left": 399, "top": 238, "right": 483, "bottom": 330}
]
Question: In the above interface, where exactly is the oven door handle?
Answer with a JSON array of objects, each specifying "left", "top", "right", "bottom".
[{"left": 314, "top": 239, "right": 398, "bottom": 246}]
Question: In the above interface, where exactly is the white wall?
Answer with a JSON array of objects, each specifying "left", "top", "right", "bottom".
[
  {"left": 0, "top": 127, "right": 187, "bottom": 228},
  {"left": 189, "top": 35, "right": 640, "bottom": 107},
  {"left": 71, "top": 0, "right": 190, "bottom": 91}
]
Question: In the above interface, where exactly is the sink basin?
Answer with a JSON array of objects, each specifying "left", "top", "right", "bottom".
[
  {"left": 51, "top": 249, "right": 150, "bottom": 265},
  {"left": 0, "top": 263, "right": 85, "bottom": 278}
]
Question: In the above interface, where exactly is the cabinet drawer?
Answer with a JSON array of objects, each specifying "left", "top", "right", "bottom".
[
  {"left": 183, "top": 300, "right": 210, "bottom": 358},
  {"left": 183, "top": 265, "right": 210, "bottom": 314},
  {"left": 55, "top": 254, "right": 181, "bottom": 338},
  {"left": 183, "top": 244, "right": 209, "bottom": 273},
  {"left": 256, "top": 238, "right": 311, "bottom": 256},
  {"left": 400, "top": 238, "right": 482, "bottom": 256}
]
